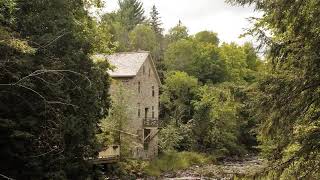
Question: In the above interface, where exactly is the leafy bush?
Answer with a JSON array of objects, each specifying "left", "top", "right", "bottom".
[
  {"left": 159, "top": 121, "right": 195, "bottom": 152},
  {"left": 144, "top": 151, "right": 211, "bottom": 176},
  {"left": 103, "top": 159, "right": 148, "bottom": 179},
  {"left": 192, "top": 84, "right": 248, "bottom": 157}
]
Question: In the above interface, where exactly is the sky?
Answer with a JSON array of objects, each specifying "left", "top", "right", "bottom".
[{"left": 101, "top": 0, "right": 261, "bottom": 45}]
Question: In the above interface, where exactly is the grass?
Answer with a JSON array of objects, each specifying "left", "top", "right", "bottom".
[{"left": 144, "top": 151, "right": 213, "bottom": 177}]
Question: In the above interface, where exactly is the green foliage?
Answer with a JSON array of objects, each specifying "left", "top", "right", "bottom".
[
  {"left": 165, "top": 21, "right": 189, "bottom": 44},
  {"left": 160, "top": 71, "right": 199, "bottom": 123},
  {"left": 144, "top": 151, "right": 210, "bottom": 176},
  {"left": 0, "top": 0, "right": 16, "bottom": 26},
  {"left": 194, "top": 31, "right": 219, "bottom": 46},
  {"left": 117, "top": 159, "right": 148, "bottom": 179},
  {"left": 219, "top": 43, "right": 249, "bottom": 83},
  {"left": 100, "top": 0, "right": 147, "bottom": 52},
  {"left": 0, "top": 0, "right": 112, "bottom": 179},
  {"left": 149, "top": 5, "right": 163, "bottom": 36},
  {"left": 97, "top": 83, "right": 132, "bottom": 157},
  {"left": 192, "top": 84, "right": 246, "bottom": 157},
  {"left": 192, "top": 42, "right": 227, "bottom": 83},
  {"left": 99, "top": 159, "right": 148, "bottom": 179},
  {"left": 117, "top": 0, "right": 145, "bottom": 31},
  {"left": 129, "top": 24, "right": 158, "bottom": 53},
  {"left": 164, "top": 39, "right": 195, "bottom": 72},
  {"left": 159, "top": 121, "right": 194, "bottom": 152},
  {"left": 158, "top": 122, "right": 183, "bottom": 151},
  {"left": 164, "top": 39, "right": 227, "bottom": 83},
  {"left": 105, "top": 18, "right": 130, "bottom": 51},
  {"left": 242, "top": 42, "right": 261, "bottom": 71},
  {"left": 229, "top": 0, "right": 320, "bottom": 178}
]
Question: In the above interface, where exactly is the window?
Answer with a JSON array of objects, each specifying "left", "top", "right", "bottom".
[
  {"left": 145, "top": 108, "right": 149, "bottom": 119},
  {"left": 152, "top": 86, "right": 155, "bottom": 97},
  {"left": 138, "top": 103, "right": 141, "bottom": 117},
  {"left": 138, "top": 81, "right": 141, "bottom": 93},
  {"left": 152, "top": 106, "right": 155, "bottom": 118},
  {"left": 143, "top": 66, "right": 145, "bottom": 74},
  {"left": 149, "top": 68, "right": 151, "bottom": 77}
]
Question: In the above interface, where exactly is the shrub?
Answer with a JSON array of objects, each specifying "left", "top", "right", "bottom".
[{"left": 144, "top": 151, "right": 211, "bottom": 176}]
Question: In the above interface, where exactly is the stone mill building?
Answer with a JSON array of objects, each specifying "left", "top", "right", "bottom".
[{"left": 105, "top": 51, "right": 160, "bottom": 159}]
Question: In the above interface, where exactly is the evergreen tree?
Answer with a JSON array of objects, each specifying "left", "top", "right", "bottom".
[
  {"left": 118, "top": 0, "right": 146, "bottom": 31},
  {"left": 0, "top": 0, "right": 111, "bottom": 179},
  {"left": 229, "top": 0, "right": 320, "bottom": 178},
  {"left": 149, "top": 5, "right": 163, "bottom": 36}
]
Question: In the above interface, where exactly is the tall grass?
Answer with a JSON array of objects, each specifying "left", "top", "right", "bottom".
[{"left": 144, "top": 151, "right": 213, "bottom": 176}]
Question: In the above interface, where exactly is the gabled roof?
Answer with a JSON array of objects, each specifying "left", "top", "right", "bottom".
[
  {"left": 100, "top": 51, "right": 161, "bottom": 85},
  {"left": 106, "top": 52, "right": 149, "bottom": 77}
]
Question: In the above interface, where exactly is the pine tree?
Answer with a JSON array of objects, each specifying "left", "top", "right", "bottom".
[
  {"left": 149, "top": 5, "right": 163, "bottom": 36},
  {"left": 229, "top": 0, "right": 320, "bottom": 178},
  {"left": 118, "top": 0, "right": 146, "bottom": 31}
]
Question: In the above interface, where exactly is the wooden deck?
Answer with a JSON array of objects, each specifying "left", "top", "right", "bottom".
[
  {"left": 91, "top": 155, "right": 120, "bottom": 164},
  {"left": 91, "top": 145, "right": 120, "bottom": 164}
]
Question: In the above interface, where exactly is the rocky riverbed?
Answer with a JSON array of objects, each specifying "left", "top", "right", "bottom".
[{"left": 145, "top": 156, "right": 267, "bottom": 180}]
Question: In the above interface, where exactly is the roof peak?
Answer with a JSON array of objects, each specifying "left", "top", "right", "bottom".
[
  {"left": 106, "top": 52, "right": 149, "bottom": 77},
  {"left": 112, "top": 51, "right": 150, "bottom": 54}
]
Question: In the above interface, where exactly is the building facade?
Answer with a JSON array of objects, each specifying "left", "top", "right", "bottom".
[{"left": 106, "top": 52, "right": 160, "bottom": 159}]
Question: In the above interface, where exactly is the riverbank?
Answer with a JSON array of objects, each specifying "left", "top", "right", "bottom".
[{"left": 144, "top": 156, "right": 267, "bottom": 180}]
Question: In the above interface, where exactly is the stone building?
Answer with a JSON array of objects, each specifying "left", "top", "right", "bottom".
[{"left": 105, "top": 51, "right": 160, "bottom": 159}]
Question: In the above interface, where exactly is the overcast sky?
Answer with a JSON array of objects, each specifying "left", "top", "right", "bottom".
[{"left": 102, "top": 0, "right": 261, "bottom": 44}]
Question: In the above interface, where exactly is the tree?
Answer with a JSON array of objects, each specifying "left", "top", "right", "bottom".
[
  {"left": 191, "top": 42, "right": 227, "bottom": 83},
  {"left": 101, "top": 13, "right": 131, "bottom": 51},
  {"left": 192, "top": 84, "right": 245, "bottom": 157},
  {"left": 219, "top": 42, "right": 248, "bottom": 83},
  {"left": 164, "top": 39, "right": 227, "bottom": 83},
  {"left": 229, "top": 0, "right": 320, "bottom": 178},
  {"left": 0, "top": 0, "right": 111, "bottom": 179},
  {"left": 165, "top": 21, "right": 189, "bottom": 44},
  {"left": 160, "top": 71, "right": 199, "bottom": 124},
  {"left": 129, "top": 24, "right": 158, "bottom": 53},
  {"left": 164, "top": 39, "right": 195, "bottom": 73},
  {"left": 149, "top": 5, "right": 163, "bottom": 36},
  {"left": 194, "top": 31, "right": 219, "bottom": 46},
  {"left": 101, "top": 0, "right": 147, "bottom": 51},
  {"left": 117, "top": 0, "right": 145, "bottom": 31},
  {"left": 219, "top": 42, "right": 262, "bottom": 83},
  {"left": 97, "top": 83, "right": 132, "bottom": 158},
  {"left": 242, "top": 42, "right": 261, "bottom": 71}
]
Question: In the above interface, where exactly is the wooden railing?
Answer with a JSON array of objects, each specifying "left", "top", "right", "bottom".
[{"left": 143, "top": 118, "right": 158, "bottom": 127}]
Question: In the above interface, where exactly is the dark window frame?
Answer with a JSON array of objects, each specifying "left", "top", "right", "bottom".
[
  {"left": 152, "top": 106, "right": 155, "bottom": 118},
  {"left": 138, "top": 81, "right": 141, "bottom": 93}
]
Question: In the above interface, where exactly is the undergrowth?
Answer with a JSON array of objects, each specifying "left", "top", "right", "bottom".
[{"left": 144, "top": 151, "right": 214, "bottom": 176}]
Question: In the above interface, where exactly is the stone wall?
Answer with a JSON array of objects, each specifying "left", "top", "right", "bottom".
[{"left": 109, "top": 55, "right": 159, "bottom": 159}]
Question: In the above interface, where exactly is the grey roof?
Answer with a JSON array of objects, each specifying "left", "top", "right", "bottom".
[{"left": 106, "top": 52, "right": 149, "bottom": 77}]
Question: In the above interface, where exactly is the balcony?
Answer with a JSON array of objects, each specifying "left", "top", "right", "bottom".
[{"left": 143, "top": 118, "right": 158, "bottom": 127}]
